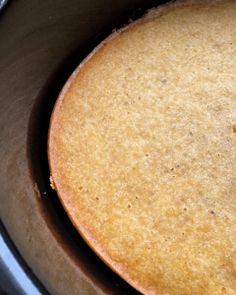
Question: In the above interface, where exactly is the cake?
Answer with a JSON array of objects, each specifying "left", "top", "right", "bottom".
[{"left": 48, "top": 1, "right": 236, "bottom": 294}]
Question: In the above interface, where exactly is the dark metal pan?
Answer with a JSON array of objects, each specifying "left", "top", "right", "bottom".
[{"left": 0, "top": 1, "right": 167, "bottom": 294}]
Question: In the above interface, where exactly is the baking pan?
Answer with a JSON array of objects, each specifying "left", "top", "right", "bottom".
[{"left": 0, "top": 1, "right": 167, "bottom": 294}]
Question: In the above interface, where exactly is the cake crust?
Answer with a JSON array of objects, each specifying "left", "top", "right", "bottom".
[{"left": 48, "top": 1, "right": 236, "bottom": 294}]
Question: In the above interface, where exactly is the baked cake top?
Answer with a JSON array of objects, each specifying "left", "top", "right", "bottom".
[{"left": 48, "top": 1, "right": 236, "bottom": 294}]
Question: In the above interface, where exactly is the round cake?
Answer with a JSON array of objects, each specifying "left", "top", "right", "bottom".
[{"left": 48, "top": 1, "right": 236, "bottom": 294}]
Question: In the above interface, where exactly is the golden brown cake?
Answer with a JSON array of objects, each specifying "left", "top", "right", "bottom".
[{"left": 48, "top": 1, "right": 236, "bottom": 294}]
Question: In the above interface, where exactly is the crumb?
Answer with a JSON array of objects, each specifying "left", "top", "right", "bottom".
[{"left": 49, "top": 175, "right": 55, "bottom": 190}]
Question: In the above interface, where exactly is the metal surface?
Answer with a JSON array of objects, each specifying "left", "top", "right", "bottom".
[
  {"left": 0, "top": 0, "right": 8, "bottom": 11},
  {"left": 0, "top": 221, "right": 48, "bottom": 295},
  {"left": 0, "top": 1, "right": 167, "bottom": 294}
]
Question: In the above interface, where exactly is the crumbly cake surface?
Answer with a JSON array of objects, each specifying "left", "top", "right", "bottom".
[{"left": 48, "top": 1, "right": 236, "bottom": 294}]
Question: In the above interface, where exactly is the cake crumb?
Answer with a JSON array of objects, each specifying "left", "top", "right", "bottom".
[{"left": 49, "top": 175, "right": 55, "bottom": 190}]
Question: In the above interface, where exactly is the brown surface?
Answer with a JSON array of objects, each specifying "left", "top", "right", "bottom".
[{"left": 49, "top": 1, "right": 236, "bottom": 294}]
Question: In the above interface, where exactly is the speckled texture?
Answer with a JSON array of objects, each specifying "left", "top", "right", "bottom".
[{"left": 49, "top": 1, "right": 236, "bottom": 294}]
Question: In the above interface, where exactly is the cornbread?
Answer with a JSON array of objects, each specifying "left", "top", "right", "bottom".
[{"left": 48, "top": 1, "right": 236, "bottom": 294}]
